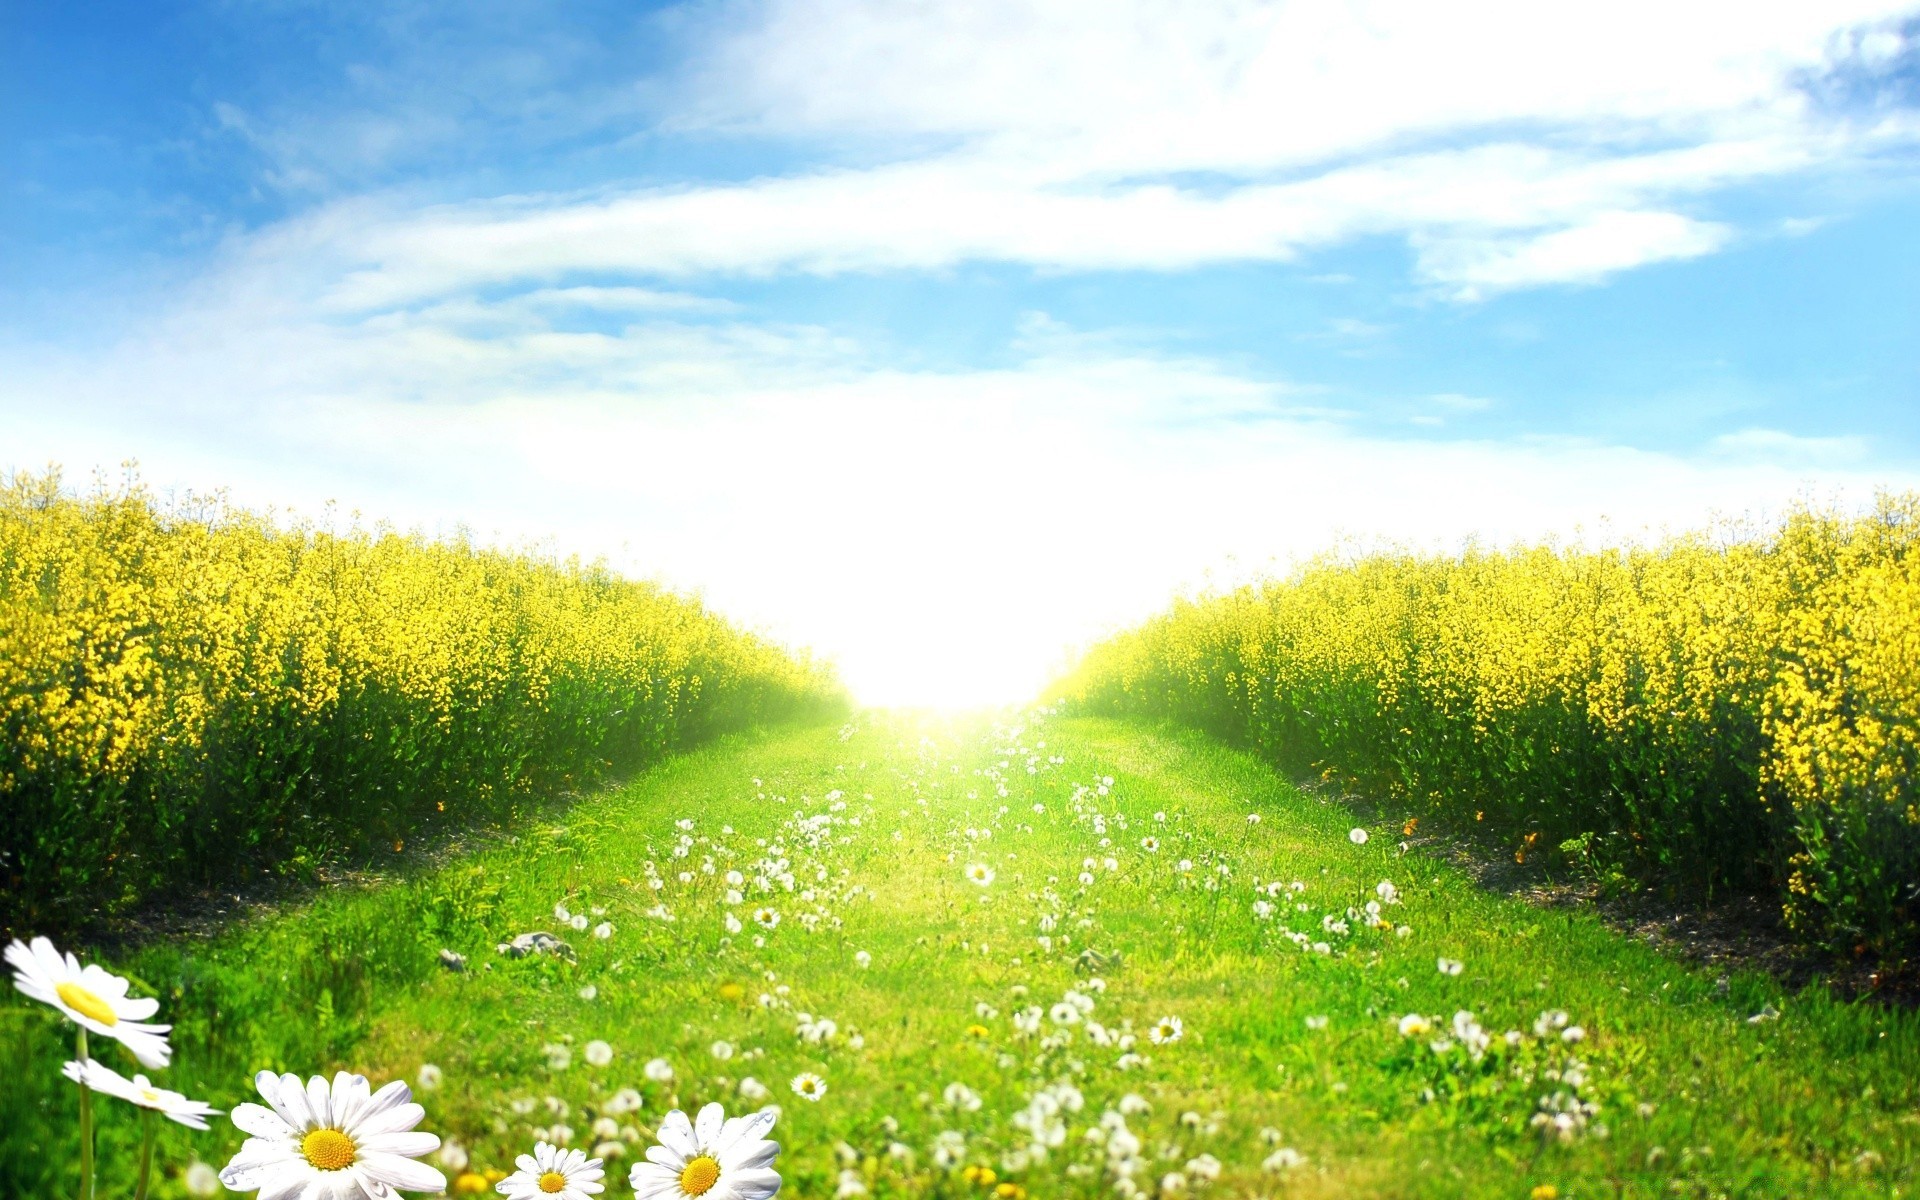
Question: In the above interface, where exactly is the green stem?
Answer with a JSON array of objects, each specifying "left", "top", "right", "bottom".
[
  {"left": 133, "top": 1109, "right": 155, "bottom": 1200},
  {"left": 75, "top": 1027, "right": 94, "bottom": 1200}
]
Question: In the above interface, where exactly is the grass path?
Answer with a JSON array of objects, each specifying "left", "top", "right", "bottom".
[{"left": 5, "top": 712, "right": 1918, "bottom": 1199}]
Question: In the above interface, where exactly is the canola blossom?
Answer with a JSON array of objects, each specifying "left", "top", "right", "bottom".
[
  {"left": 1056, "top": 498, "right": 1920, "bottom": 964},
  {"left": 0, "top": 473, "right": 845, "bottom": 932}
]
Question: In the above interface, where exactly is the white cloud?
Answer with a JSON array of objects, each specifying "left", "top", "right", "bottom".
[
  {"left": 286, "top": 130, "right": 1871, "bottom": 310},
  {"left": 692, "top": 0, "right": 1912, "bottom": 168},
  {"left": 616, "top": 0, "right": 1920, "bottom": 291},
  {"left": 139, "top": 2, "right": 1915, "bottom": 314},
  {"left": 1711, "top": 427, "right": 1872, "bottom": 466},
  {"left": 1414, "top": 211, "right": 1734, "bottom": 299}
]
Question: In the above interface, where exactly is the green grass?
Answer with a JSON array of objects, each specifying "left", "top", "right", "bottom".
[{"left": 4, "top": 712, "right": 1917, "bottom": 1199}]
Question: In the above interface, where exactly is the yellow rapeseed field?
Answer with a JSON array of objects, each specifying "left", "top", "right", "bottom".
[
  {"left": 0, "top": 472, "right": 845, "bottom": 934},
  {"left": 1056, "top": 497, "right": 1920, "bottom": 966}
]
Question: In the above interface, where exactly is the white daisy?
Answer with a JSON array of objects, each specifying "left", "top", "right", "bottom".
[
  {"left": 752, "top": 908, "right": 781, "bottom": 930},
  {"left": 496, "top": 1142, "right": 605, "bottom": 1200},
  {"left": 790, "top": 1072, "right": 827, "bottom": 1101},
  {"left": 219, "top": 1069, "right": 446, "bottom": 1200},
  {"left": 1148, "top": 1016, "right": 1184, "bottom": 1045},
  {"left": 6, "top": 937, "right": 173, "bottom": 1068},
  {"left": 1348, "top": 828, "right": 1369, "bottom": 845},
  {"left": 965, "top": 864, "right": 995, "bottom": 886},
  {"left": 629, "top": 1103, "right": 780, "bottom": 1200},
  {"left": 61, "top": 1058, "right": 219, "bottom": 1129}
]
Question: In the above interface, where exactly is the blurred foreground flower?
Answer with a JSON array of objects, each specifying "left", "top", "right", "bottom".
[
  {"left": 7, "top": 936, "right": 173, "bottom": 1068},
  {"left": 62, "top": 1059, "right": 219, "bottom": 1129}
]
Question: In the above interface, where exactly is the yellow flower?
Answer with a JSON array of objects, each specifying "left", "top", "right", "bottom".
[
  {"left": 452, "top": 1172, "right": 491, "bottom": 1194},
  {"left": 1530, "top": 1186, "right": 1559, "bottom": 1200},
  {"left": 0, "top": 471, "right": 846, "bottom": 926}
]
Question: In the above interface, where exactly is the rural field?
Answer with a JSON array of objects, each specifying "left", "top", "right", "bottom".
[
  {"left": 10, "top": 5, "right": 1920, "bottom": 1199},
  {"left": 7, "top": 711, "right": 1917, "bottom": 1200}
]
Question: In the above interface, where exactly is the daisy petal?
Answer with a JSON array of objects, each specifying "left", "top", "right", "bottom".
[
  {"left": 260, "top": 1071, "right": 314, "bottom": 1130},
  {"left": 656, "top": 1110, "right": 698, "bottom": 1160},
  {"left": 357, "top": 1151, "right": 447, "bottom": 1193},
  {"left": 726, "top": 1166, "right": 783, "bottom": 1200},
  {"left": 352, "top": 1101, "right": 426, "bottom": 1140},
  {"left": 359, "top": 1131, "right": 439, "bottom": 1159},
  {"left": 693, "top": 1102, "right": 724, "bottom": 1147},
  {"left": 232, "top": 1102, "right": 297, "bottom": 1139}
]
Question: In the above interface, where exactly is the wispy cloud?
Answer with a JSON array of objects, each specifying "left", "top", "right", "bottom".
[
  {"left": 254, "top": 133, "right": 1877, "bottom": 311},
  {"left": 1711, "top": 427, "right": 1873, "bottom": 466},
  {"left": 1414, "top": 211, "right": 1734, "bottom": 300},
  {"left": 128, "top": 2, "right": 1911, "bottom": 312}
]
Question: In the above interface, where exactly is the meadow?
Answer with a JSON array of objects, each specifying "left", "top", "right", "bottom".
[
  {"left": 6, "top": 483, "right": 1920, "bottom": 1200},
  {"left": 5, "top": 712, "right": 1917, "bottom": 1200},
  {"left": 0, "top": 472, "right": 845, "bottom": 936},
  {"left": 1055, "top": 498, "right": 1920, "bottom": 974}
]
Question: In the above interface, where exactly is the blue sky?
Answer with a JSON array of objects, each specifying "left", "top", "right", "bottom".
[{"left": 5, "top": 1, "right": 1920, "bottom": 704}]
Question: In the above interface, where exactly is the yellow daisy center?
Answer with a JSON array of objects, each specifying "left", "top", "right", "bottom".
[
  {"left": 538, "top": 1171, "right": 570, "bottom": 1193},
  {"left": 679, "top": 1155, "right": 722, "bottom": 1196},
  {"left": 301, "top": 1128, "right": 357, "bottom": 1171},
  {"left": 55, "top": 981, "right": 118, "bottom": 1026}
]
